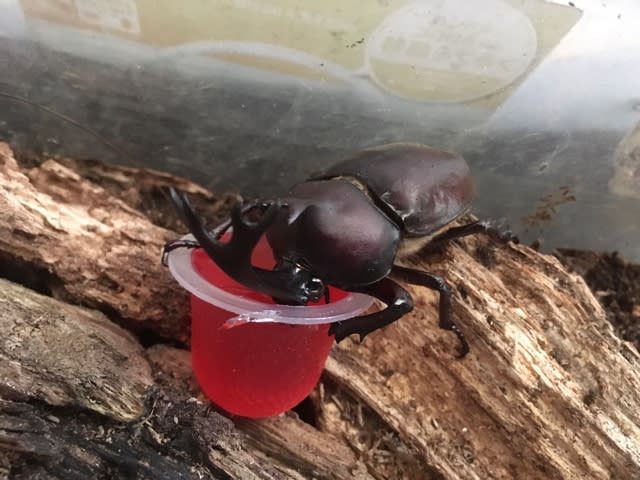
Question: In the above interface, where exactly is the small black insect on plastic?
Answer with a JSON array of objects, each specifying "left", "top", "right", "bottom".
[{"left": 163, "top": 143, "right": 518, "bottom": 358}]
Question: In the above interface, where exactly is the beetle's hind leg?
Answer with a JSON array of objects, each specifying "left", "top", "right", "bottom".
[
  {"left": 391, "top": 265, "right": 469, "bottom": 358},
  {"left": 328, "top": 278, "right": 413, "bottom": 344},
  {"left": 431, "top": 219, "right": 519, "bottom": 246}
]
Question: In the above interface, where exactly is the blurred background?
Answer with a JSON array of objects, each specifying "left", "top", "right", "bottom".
[{"left": 1, "top": 0, "right": 638, "bottom": 260}]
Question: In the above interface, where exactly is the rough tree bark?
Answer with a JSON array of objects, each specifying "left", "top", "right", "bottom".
[{"left": 0, "top": 143, "right": 638, "bottom": 479}]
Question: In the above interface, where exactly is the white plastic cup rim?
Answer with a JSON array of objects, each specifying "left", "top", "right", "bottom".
[{"left": 166, "top": 234, "right": 374, "bottom": 326}]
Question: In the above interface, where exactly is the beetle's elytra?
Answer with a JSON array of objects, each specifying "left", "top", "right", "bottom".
[{"left": 164, "top": 143, "right": 518, "bottom": 357}]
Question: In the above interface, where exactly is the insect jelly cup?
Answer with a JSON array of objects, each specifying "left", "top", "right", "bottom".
[{"left": 165, "top": 233, "right": 374, "bottom": 418}]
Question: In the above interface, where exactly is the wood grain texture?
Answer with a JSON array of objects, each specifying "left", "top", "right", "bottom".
[
  {"left": 0, "top": 143, "right": 638, "bottom": 479},
  {"left": 0, "top": 278, "right": 152, "bottom": 422},
  {"left": 0, "top": 142, "right": 191, "bottom": 340},
  {"left": 318, "top": 239, "right": 640, "bottom": 479}
]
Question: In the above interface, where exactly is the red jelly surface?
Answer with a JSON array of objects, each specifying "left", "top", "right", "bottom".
[{"left": 190, "top": 235, "right": 348, "bottom": 418}]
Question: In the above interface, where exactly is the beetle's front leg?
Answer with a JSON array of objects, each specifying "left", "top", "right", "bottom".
[
  {"left": 391, "top": 265, "right": 469, "bottom": 358},
  {"left": 431, "top": 219, "right": 519, "bottom": 245},
  {"left": 162, "top": 238, "right": 201, "bottom": 265},
  {"left": 328, "top": 278, "right": 413, "bottom": 343}
]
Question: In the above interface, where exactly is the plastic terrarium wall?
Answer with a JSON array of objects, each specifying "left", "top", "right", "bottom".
[{"left": 1, "top": 0, "right": 639, "bottom": 261}]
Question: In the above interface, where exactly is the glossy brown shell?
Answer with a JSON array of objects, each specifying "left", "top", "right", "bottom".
[
  {"left": 319, "top": 143, "right": 474, "bottom": 236},
  {"left": 266, "top": 179, "right": 401, "bottom": 287}
]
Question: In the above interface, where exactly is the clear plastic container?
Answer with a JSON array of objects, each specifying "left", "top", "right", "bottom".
[{"left": 3, "top": 1, "right": 639, "bottom": 261}]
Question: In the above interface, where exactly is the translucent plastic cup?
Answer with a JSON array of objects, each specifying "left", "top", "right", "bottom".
[{"left": 166, "top": 233, "right": 373, "bottom": 418}]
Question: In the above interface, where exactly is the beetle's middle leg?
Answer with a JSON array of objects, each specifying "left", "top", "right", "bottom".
[
  {"left": 328, "top": 278, "right": 413, "bottom": 344},
  {"left": 391, "top": 265, "right": 469, "bottom": 358}
]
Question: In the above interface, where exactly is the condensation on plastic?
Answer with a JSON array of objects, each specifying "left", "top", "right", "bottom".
[{"left": 166, "top": 234, "right": 374, "bottom": 326}]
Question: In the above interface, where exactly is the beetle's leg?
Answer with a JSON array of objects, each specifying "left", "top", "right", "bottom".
[
  {"left": 161, "top": 201, "right": 264, "bottom": 265},
  {"left": 161, "top": 238, "right": 201, "bottom": 265},
  {"left": 323, "top": 288, "right": 331, "bottom": 304},
  {"left": 328, "top": 278, "right": 413, "bottom": 343},
  {"left": 391, "top": 265, "right": 469, "bottom": 358},
  {"left": 169, "top": 188, "right": 313, "bottom": 303},
  {"left": 431, "top": 219, "right": 519, "bottom": 245}
]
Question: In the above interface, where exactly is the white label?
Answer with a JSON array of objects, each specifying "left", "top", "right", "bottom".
[{"left": 366, "top": 0, "right": 538, "bottom": 101}]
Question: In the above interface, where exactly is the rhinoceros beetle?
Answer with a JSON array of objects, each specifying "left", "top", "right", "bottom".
[{"left": 163, "top": 143, "right": 517, "bottom": 357}]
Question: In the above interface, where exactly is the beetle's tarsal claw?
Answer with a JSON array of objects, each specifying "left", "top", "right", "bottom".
[
  {"left": 481, "top": 219, "right": 519, "bottom": 245},
  {"left": 161, "top": 238, "right": 201, "bottom": 266},
  {"left": 508, "top": 232, "right": 520, "bottom": 245},
  {"left": 328, "top": 322, "right": 347, "bottom": 343},
  {"left": 450, "top": 325, "right": 470, "bottom": 359},
  {"left": 440, "top": 320, "right": 470, "bottom": 359},
  {"left": 390, "top": 266, "right": 472, "bottom": 358},
  {"left": 491, "top": 228, "right": 519, "bottom": 245},
  {"left": 329, "top": 323, "right": 359, "bottom": 344}
]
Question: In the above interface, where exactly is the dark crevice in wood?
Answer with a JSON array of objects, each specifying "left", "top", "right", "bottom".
[
  {"left": 1, "top": 388, "right": 230, "bottom": 480},
  {"left": 0, "top": 255, "right": 186, "bottom": 352},
  {"left": 291, "top": 396, "right": 319, "bottom": 430},
  {"left": 137, "top": 327, "right": 189, "bottom": 350},
  {"left": 0, "top": 252, "right": 58, "bottom": 297}
]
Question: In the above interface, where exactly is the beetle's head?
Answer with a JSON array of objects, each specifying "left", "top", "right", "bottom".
[{"left": 272, "top": 258, "right": 326, "bottom": 305}]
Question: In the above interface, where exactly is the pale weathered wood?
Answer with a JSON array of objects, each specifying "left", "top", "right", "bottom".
[
  {"left": 0, "top": 142, "right": 191, "bottom": 340},
  {"left": 0, "top": 277, "right": 152, "bottom": 422},
  {"left": 317, "top": 236, "right": 640, "bottom": 479},
  {"left": 1, "top": 143, "right": 639, "bottom": 479}
]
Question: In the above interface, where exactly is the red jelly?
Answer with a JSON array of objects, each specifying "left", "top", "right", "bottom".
[{"left": 188, "top": 236, "right": 353, "bottom": 418}]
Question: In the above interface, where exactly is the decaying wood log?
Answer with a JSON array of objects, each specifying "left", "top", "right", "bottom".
[
  {"left": 1, "top": 143, "right": 639, "bottom": 479},
  {"left": 0, "top": 278, "right": 151, "bottom": 422},
  {"left": 0, "top": 282, "right": 370, "bottom": 480},
  {"left": 320, "top": 246, "right": 640, "bottom": 479},
  {"left": 0, "top": 142, "right": 192, "bottom": 341}
]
